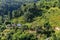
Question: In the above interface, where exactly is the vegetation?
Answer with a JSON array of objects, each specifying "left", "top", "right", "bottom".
[{"left": 0, "top": 0, "right": 60, "bottom": 40}]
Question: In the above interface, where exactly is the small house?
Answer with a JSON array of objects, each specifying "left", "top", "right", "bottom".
[
  {"left": 17, "top": 24, "right": 22, "bottom": 27},
  {"left": 5, "top": 22, "right": 11, "bottom": 27},
  {"left": 12, "top": 23, "right": 16, "bottom": 27}
]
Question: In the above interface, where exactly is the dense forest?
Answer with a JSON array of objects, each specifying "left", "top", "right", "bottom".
[{"left": 0, "top": 0, "right": 60, "bottom": 40}]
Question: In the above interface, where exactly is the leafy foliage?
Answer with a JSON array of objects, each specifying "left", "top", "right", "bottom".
[{"left": 0, "top": 0, "right": 60, "bottom": 40}]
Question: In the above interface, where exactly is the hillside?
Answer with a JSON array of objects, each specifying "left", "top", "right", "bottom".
[{"left": 0, "top": 0, "right": 60, "bottom": 40}]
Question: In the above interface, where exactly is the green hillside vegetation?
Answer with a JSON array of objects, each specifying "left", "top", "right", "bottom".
[{"left": 0, "top": 0, "right": 60, "bottom": 40}]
